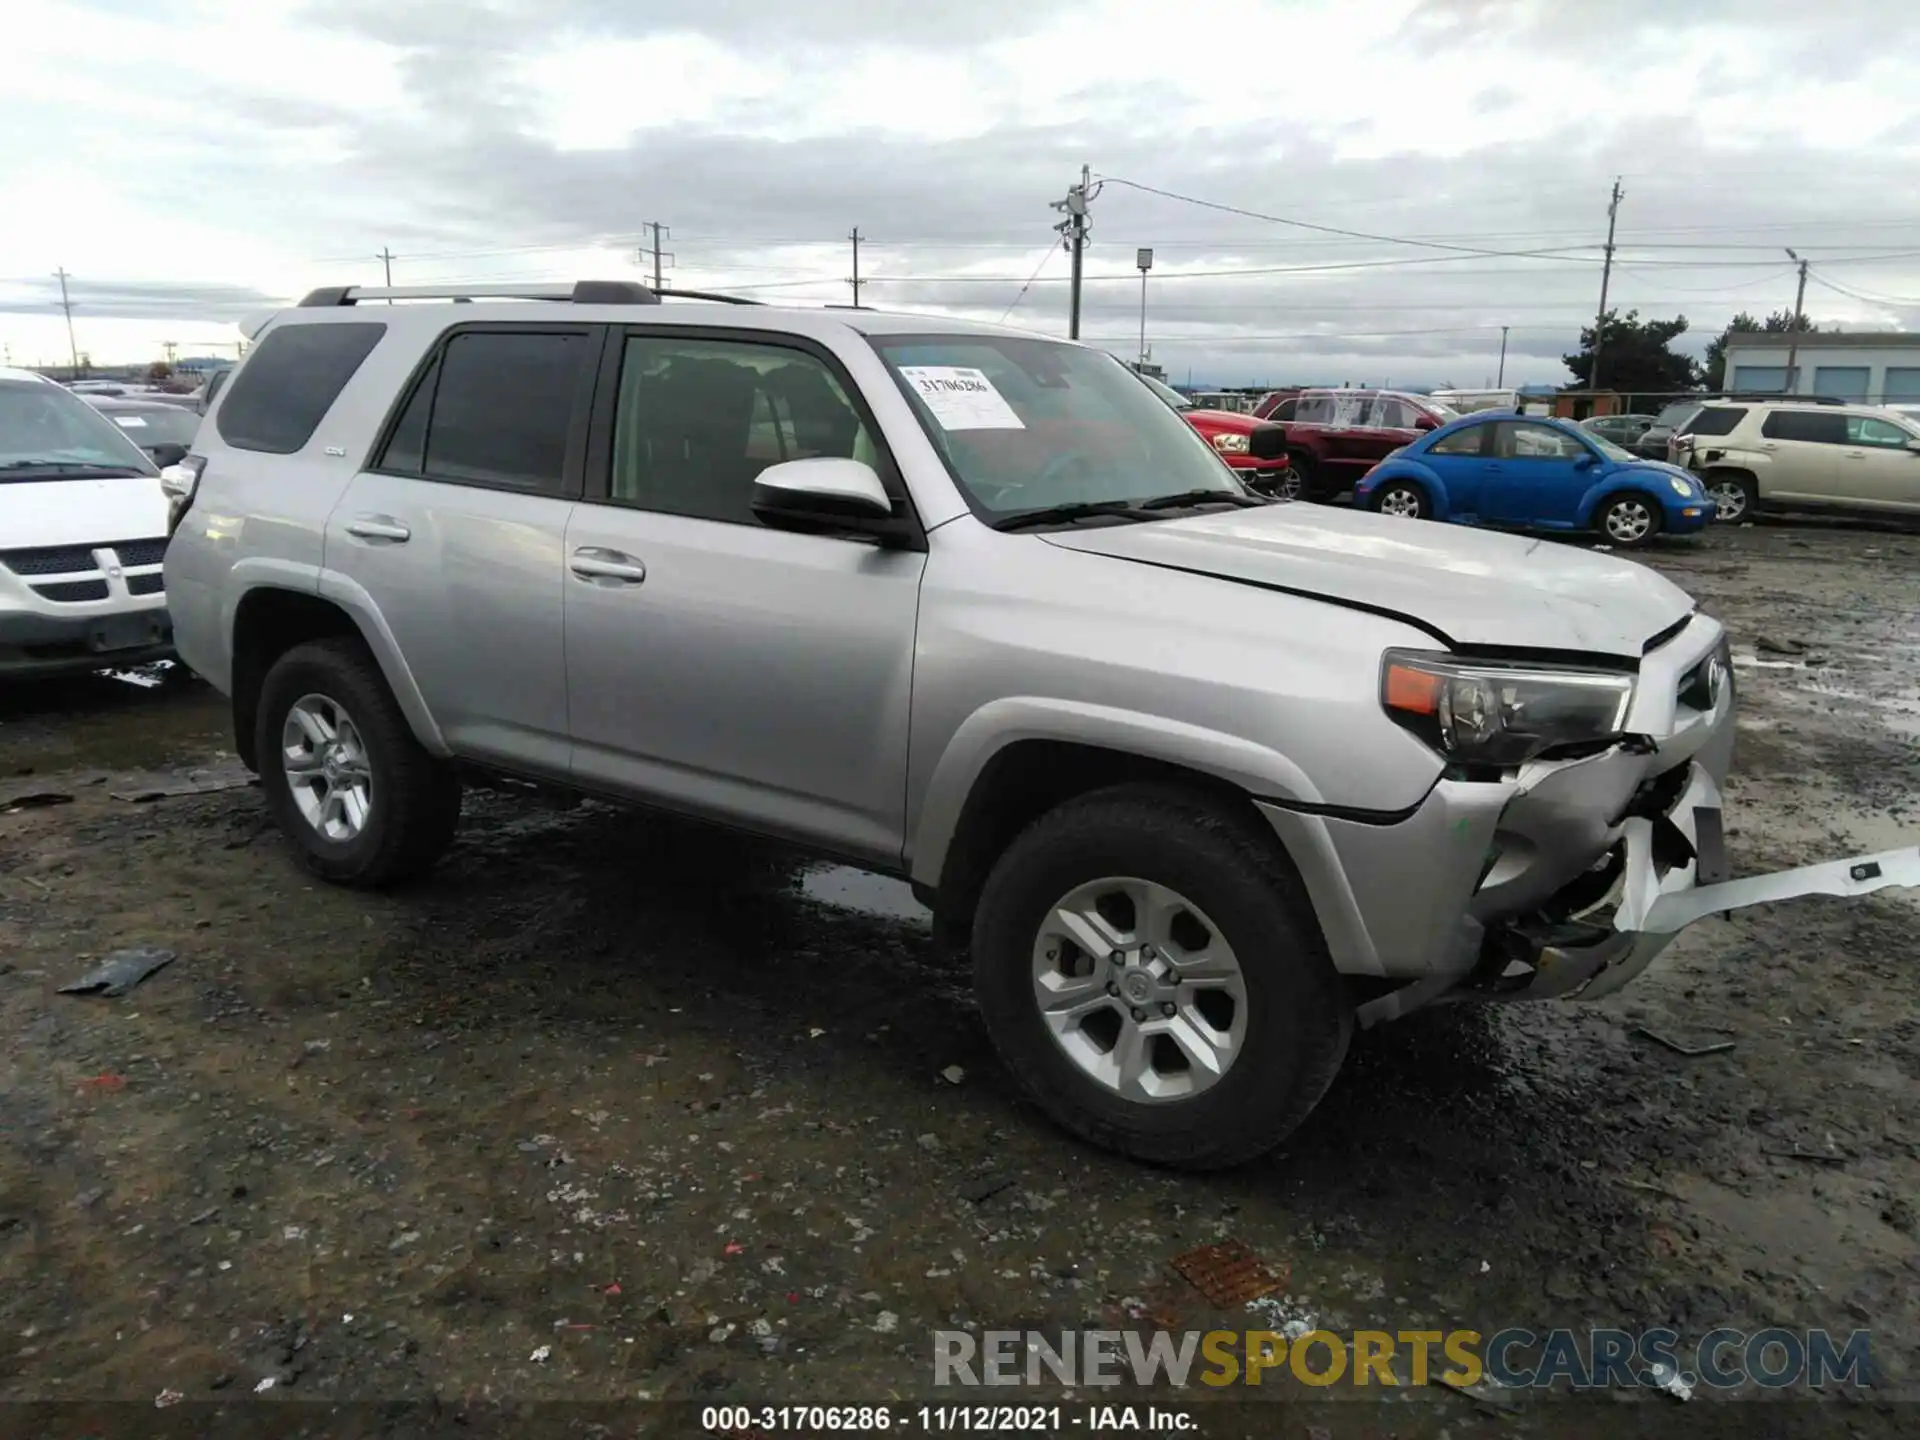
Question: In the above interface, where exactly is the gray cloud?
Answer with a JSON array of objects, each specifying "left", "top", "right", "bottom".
[{"left": 0, "top": 279, "right": 289, "bottom": 323}]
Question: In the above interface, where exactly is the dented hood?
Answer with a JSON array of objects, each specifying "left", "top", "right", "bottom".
[{"left": 1041, "top": 504, "right": 1696, "bottom": 656}]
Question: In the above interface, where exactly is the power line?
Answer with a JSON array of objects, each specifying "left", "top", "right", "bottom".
[
  {"left": 1807, "top": 271, "right": 1920, "bottom": 306},
  {"left": 997, "top": 245, "right": 1059, "bottom": 323}
]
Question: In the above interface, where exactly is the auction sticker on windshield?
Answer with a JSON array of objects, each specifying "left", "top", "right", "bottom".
[
  {"left": 897, "top": 366, "right": 1025, "bottom": 431},
  {"left": 113, "top": 416, "right": 148, "bottom": 428}
]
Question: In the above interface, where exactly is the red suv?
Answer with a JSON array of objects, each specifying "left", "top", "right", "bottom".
[{"left": 1275, "top": 389, "right": 1457, "bottom": 500}]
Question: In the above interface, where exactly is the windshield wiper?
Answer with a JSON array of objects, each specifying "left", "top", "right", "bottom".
[
  {"left": 0, "top": 460, "right": 147, "bottom": 476},
  {"left": 1135, "top": 488, "right": 1272, "bottom": 511},
  {"left": 990, "top": 500, "right": 1157, "bottom": 532}
]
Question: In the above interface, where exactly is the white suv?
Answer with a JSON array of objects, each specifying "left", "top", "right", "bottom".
[
  {"left": 1673, "top": 400, "right": 1920, "bottom": 521},
  {"left": 1, "top": 368, "right": 174, "bottom": 678},
  {"left": 162, "top": 282, "right": 1913, "bottom": 1168}
]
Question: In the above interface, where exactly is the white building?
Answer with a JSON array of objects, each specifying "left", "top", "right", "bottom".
[{"left": 1722, "top": 331, "right": 1920, "bottom": 405}]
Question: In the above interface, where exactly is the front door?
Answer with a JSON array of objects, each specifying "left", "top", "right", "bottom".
[
  {"left": 1756, "top": 408, "right": 1848, "bottom": 501},
  {"left": 1479, "top": 421, "right": 1591, "bottom": 526},
  {"left": 323, "top": 324, "right": 596, "bottom": 776},
  {"left": 563, "top": 328, "right": 925, "bottom": 867}
]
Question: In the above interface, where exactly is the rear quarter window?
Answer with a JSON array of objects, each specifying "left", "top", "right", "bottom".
[
  {"left": 216, "top": 321, "right": 387, "bottom": 454},
  {"left": 1760, "top": 409, "right": 1848, "bottom": 444}
]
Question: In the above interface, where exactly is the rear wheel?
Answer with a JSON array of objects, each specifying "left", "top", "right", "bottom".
[
  {"left": 1596, "top": 492, "right": 1662, "bottom": 548},
  {"left": 256, "top": 637, "right": 461, "bottom": 887},
  {"left": 1373, "top": 479, "right": 1428, "bottom": 519},
  {"left": 1287, "top": 452, "right": 1320, "bottom": 499},
  {"left": 1265, "top": 465, "right": 1303, "bottom": 502},
  {"left": 971, "top": 784, "right": 1350, "bottom": 1169}
]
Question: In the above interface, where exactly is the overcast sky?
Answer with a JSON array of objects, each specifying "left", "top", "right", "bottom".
[{"left": 3, "top": 0, "right": 1916, "bottom": 385}]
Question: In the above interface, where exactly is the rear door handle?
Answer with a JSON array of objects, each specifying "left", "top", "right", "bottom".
[
  {"left": 570, "top": 547, "right": 647, "bottom": 584},
  {"left": 345, "top": 515, "right": 410, "bottom": 543}
]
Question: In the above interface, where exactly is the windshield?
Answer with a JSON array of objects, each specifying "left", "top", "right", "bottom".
[
  {"left": 1652, "top": 401, "right": 1701, "bottom": 428},
  {"left": 1592, "top": 436, "right": 1639, "bottom": 463},
  {"left": 1137, "top": 373, "right": 1194, "bottom": 411},
  {"left": 97, "top": 406, "right": 200, "bottom": 448},
  {"left": 1, "top": 380, "right": 159, "bottom": 479},
  {"left": 1421, "top": 400, "right": 1461, "bottom": 422},
  {"left": 871, "top": 335, "right": 1245, "bottom": 518}
]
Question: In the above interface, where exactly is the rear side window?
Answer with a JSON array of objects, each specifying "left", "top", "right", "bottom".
[
  {"left": 375, "top": 329, "right": 594, "bottom": 495},
  {"left": 216, "top": 322, "right": 385, "bottom": 454},
  {"left": 1761, "top": 409, "right": 1848, "bottom": 444},
  {"left": 1684, "top": 406, "right": 1745, "bottom": 437}
]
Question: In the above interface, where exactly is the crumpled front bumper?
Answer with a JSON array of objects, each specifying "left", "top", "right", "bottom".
[{"left": 1258, "top": 612, "right": 1919, "bottom": 1023}]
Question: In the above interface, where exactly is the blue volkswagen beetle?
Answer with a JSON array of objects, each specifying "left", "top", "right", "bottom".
[{"left": 1351, "top": 412, "right": 1713, "bottom": 548}]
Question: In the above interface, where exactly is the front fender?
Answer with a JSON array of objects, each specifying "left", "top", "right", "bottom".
[
  {"left": 314, "top": 567, "right": 451, "bottom": 756},
  {"left": 1576, "top": 474, "right": 1666, "bottom": 528},
  {"left": 1358, "top": 459, "right": 1454, "bottom": 520},
  {"left": 907, "top": 695, "right": 1334, "bottom": 891}
]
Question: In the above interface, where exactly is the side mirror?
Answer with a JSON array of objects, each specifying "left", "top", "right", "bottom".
[
  {"left": 1906, "top": 438, "right": 1920, "bottom": 454},
  {"left": 1414, "top": 415, "right": 1438, "bottom": 431},
  {"left": 751, "top": 457, "right": 907, "bottom": 540},
  {"left": 1573, "top": 452, "right": 1598, "bottom": 470},
  {"left": 148, "top": 441, "right": 190, "bottom": 468},
  {"left": 158, "top": 462, "right": 197, "bottom": 499}
]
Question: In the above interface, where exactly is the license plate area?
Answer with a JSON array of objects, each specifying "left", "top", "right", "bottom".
[{"left": 88, "top": 615, "right": 162, "bottom": 653}]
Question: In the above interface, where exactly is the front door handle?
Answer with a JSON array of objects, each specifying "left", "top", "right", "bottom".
[
  {"left": 345, "top": 515, "right": 411, "bottom": 543},
  {"left": 570, "top": 547, "right": 647, "bottom": 584}
]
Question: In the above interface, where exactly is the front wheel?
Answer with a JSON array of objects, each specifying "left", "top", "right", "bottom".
[
  {"left": 1373, "top": 479, "right": 1428, "bottom": 519},
  {"left": 1595, "top": 492, "right": 1663, "bottom": 548},
  {"left": 1702, "top": 472, "right": 1758, "bottom": 523},
  {"left": 256, "top": 637, "right": 461, "bottom": 887},
  {"left": 970, "top": 785, "right": 1350, "bottom": 1169},
  {"left": 1253, "top": 465, "right": 1303, "bottom": 502}
]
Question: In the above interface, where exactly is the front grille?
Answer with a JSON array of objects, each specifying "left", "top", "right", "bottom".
[
  {"left": 32, "top": 579, "right": 110, "bottom": 603},
  {"left": 110, "top": 538, "right": 169, "bottom": 567},
  {"left": 2, "top": 545, "right": 97, "bottom": 577},
  {"left": 127, "top": 573, "right": 165, "bottom": 596}
]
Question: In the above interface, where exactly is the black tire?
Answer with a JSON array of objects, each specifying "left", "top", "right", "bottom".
[
  {"left": 255, "top": 637, "right": 460, "bottom": 887},
  {"left": 1287, "top": 451, "right": 1321, "bottom": 499},
  {"left": 970, "top": 784, "right": 1351, "bottom": 1170},
  {"left": 1701, "top": 470, "right": 1758, "bottom": 524},
  {"left": 1372, "top": 478, "right": 1429, "bottom": 519},
  {"left": 1594, "top": 491, "right": 1663, "bottom": 549}
]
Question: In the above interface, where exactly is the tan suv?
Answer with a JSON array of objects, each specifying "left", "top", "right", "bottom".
[{"left": 1674, "top": 401, "right": 1920, "bottom": 521}]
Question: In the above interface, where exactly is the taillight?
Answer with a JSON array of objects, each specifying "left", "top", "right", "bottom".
[{"left": 161, "top": 454, "right": 205, "bottom": 537}]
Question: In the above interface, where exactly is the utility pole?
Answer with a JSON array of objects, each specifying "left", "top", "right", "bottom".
[
  {"left": 1051, "top": 165, "right": 1094, "bottom": 340},
  {"left": 378, "top": 247, "right": 395, "bottom": 304},
  {"left": 1136, "top": 248, "right": 1154, "bottom": 368},
  {"left": 1784, "top": 248, "right": 1810, "bottom": 394},
  {"left": 849, "top": 227, "right": 862, "bottom": 308},
  {"left": 54, "top": 267, "right": 79, "bottom": 375},
  {"left": 642, "top": 222, "right": 672, "bottom": 292},
  {"left": 163, "top": 340, "right": 178, "bottom": 367},
  {"left": 1497, "top": 325, "right": 1509, "bottom": 388},
  {"left": 1588, "top": 178, "right": 1623, "bottom": 395}
]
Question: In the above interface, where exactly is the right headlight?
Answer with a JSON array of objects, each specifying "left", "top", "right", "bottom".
[
  {"left": 1381, "top": 650, "right": 1635, "bottom": 767},
  {"left": 1210, "top": 432, "right": 1250, "bottom": 454}
]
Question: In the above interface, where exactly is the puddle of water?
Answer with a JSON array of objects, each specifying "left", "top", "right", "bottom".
[{"left": 797, "top": 864, "right": 930, "bottom": 926}]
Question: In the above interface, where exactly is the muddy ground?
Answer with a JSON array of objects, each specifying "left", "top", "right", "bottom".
[{"left": 1, "top": 521, "right": 1915, "bottom": 1438}]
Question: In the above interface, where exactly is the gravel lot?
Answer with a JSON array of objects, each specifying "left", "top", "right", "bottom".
[{"left": 1, "top": 522, "right": 1915, "bottom": 1437}]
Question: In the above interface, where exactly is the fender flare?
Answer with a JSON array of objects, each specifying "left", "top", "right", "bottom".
[
  {"left": 907, "top": 695, "right": 1332, "bottom": 891},
  {"left": 1366, "top": 461, "right": 1451, "bottom": 519}
]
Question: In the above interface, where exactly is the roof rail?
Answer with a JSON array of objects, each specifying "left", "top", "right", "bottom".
[
  {"left": 296, "top": 281, "right": 661, "bottom": 307},
  {"left": 656, "top": 288, "right": 763, "bottom": 306}
]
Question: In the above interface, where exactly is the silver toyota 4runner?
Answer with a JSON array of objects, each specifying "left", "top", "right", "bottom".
[{"left": 163, "top": 282, "right": 1916, "bottom": 1169}]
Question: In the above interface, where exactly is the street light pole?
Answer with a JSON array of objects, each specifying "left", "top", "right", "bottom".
[{"left": 1136, "top": 247, "right": 1154, "bottom": 368}]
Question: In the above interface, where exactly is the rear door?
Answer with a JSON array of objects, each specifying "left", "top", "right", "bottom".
[
  {"left": 1844, "top": 413, "right": 1920, "bottom": 511},
  {"left": 1479, "top": 421, "right": 1592, "bottom": 526},
  {"left": 1756, "top": 409, "right": 1849, "bottom": 501},
  {"left": 323, "top": 324, "right": 595, "bottom": 776},
  {"left": 1316, "top": 391, "right": 1379, "bottom": 484}
]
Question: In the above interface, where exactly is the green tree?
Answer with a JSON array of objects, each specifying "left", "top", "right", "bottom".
[
  {"left": 1562, "top": 310, "right": 1699, "bottom": 397},
  {"left": 1701, "top": 309, "right": 1817, "bottom": 390}
]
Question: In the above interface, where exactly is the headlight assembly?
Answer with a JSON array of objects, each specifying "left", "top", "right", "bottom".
[
  {"left": 1381, "top": 650, "right": 1635, "bottom": 767},
  {"left": 1667, "top": 476, "right": 1693, "bottom": 497},
  {"left": 1210, "top": 432, "right": 1250, "bottom": 454}
]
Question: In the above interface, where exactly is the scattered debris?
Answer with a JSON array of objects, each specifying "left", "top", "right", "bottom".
[
  {"left": 1244, "top": 1293, "right": 1316, "bottom": 1340},
  {"left": 723, "top": 1242, "right": 745, "bottom": 1256},
  {"left": 807, "top": 1027, "right": 826, "bottom": 1039},
  {"left": 153, "top": 1388, "right": 184, "bottom": 1408},
  {"left": 939, "top": 1065, "right": 966, "bottom": 1085},
  {"left": 79, "top": 1073, "right": 126, "bottom": 1092},
  {"left": 529, "top": 1345, "right": 551, "bottom": 1363},
  {"left": 1761, "top": 1146, "right": 1848, "bottom": 1165},
  {"left": 0, "top": 790, "right": 73, "bottom": 814},
  {"left": 253, "top": 1377, "right": 276, "bottom": 1394},
  {"left": 1172, "top": 1239, "right": 1287, "bottom": 1307},
  {"left": 960, "top": 1172, "right": 1016, "bottom": 1205},
  {"left": 110, "top": 762, "right": 255, "bottom": 803},
  {"left": 1634, "top": 1025, "right": 1737, "bottom": 1058},
  {"left": 916, "top": 1133, "right": 941, "bottom": 1153},
  {"left": 58, "top": 945, "right": 176, "bottom": 997},
  {"left": 872, "top": 1311, "right": 899, "bottom": 1334},
  {"left": 1649, "top": 1360, "right": 1695, "bottom": 1401},
  {"left": 188, "top": 1206, "right": 220, "bottom": 1226},
  {"left": 1621, "top": 1178, "right": 1686, "bottom": 1202},
  {"left": 1434, "top": 1373, "right": 1515, "bottom": 1411},
  {"left": 1755, "top": 635, "right": 1808, "bottom": 657},
  {"left": 1479, "top": 1259, "right": 1491, "bottom": 1274}
]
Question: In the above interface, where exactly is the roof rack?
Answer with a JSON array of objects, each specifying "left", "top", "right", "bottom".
[{"left": 297, "top": 281, "right": 767, "bottom": 309}]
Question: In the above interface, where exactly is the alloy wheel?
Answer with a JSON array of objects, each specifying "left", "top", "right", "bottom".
[
  {"left": 1379, "top": 487, "right": 1423, "bottom": 518},
  {"left": 1030, "top": 876, "right": 1249, "bottom": 1104},
  {"left": 1605, "top": 499, "right": 1654, "bottom": 543},
  {"left": 282, "top": 693, "right": 374, "bottom": 842},
  {"left": 1707, "top": 481, "right": 1748, "bottom": 522}
]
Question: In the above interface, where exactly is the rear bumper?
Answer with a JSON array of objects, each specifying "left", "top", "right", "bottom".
[{"left": 0, "top": 602, "right": 174, "bottom": 678}]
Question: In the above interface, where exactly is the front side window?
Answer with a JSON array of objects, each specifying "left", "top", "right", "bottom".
[
  {"left": 1684, "top": 406, "right": 1746, "bottom": 437},
  {"left": 1761, "top": 409, "right": 1848, "bottom": 445},
  {"left": 1495, "top": 422, "right": 1588, "bottom": 459},
  {"left": 608, "top": 335, "right": 881, "bottom": 525},
  {"left": 217, "top": 321, "right": 385, "bottom": 454},
  {"left": 377, "top": 330, "right": 593, "bottom": 494},
  {"left": 0, "top": 379, "right": 158, "bottom": 480},
  {"left": 1426, "top": 424, "right": 1488, "bottom": 457},
  {"left": 870, "top": 335, "right": 1242, "bottom": 517},
  {"left": 1370, "top": 398, "right": 1417, "bottom": 429}
]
